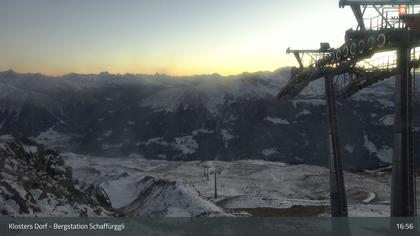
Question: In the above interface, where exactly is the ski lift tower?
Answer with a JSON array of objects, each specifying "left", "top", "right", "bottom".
[{"left": 279, "top": 0, "right": 420, "bottom": 217}]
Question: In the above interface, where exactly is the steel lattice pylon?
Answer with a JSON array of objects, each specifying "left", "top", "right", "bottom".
[{"left": 279, "top": 0, "right": 419, "bottom": 217}]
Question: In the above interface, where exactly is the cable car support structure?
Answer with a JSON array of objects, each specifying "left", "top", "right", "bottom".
[{"left": 278, "top": 0, "right": 420, "bottom": 217}]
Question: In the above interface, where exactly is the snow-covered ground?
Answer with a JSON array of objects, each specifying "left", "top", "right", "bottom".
[
  {"left": 0, "top": 136, "right": 114, "bottom": 217},
  {"left": 63, "top": 154, "right": 419, "bottom": 217}
]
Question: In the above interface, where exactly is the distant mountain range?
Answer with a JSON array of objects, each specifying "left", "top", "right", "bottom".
[{"left": 0, "top": 69, "right": 418, "bottom": 170}]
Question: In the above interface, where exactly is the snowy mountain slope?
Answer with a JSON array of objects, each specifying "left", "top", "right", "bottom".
[
  {"left": 62, "top": 153, "right": 228, "bottom": 217},
  {"left": 120, "top": 176, "right": 227, "bottom": 217},
  {"left": 0, "top": 69, "right": 419, "bottom": 169},
  {"left": 140, "top": 70, "right": 289, "bottom": 115},
  {"left": 64, "top": 154, "right": 418, "bottom": 217},
  {"left": 0, "top": 136, "right": 116, "bottom": 216}
]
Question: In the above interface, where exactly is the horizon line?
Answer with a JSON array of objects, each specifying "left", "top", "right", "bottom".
[{"left": 0, "top": 67, "right": 291, "bottom": 78}]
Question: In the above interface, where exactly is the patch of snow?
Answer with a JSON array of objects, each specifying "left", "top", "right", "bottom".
[
  {"left": 137, "top": 137, "right": 169, "bottom": 146},
  {"left": 220, "top": 129, "right": 234, "bottom": 148},
  {"left": 100, "top": 175, "right": 145, "bottom": 208},
  {"left": 344, "top": 145, "right": 355, "bottom": 153},
  {"left": 362, "top": 192, "right": 376, "bottom": 204},
  {"left": 6, "top": 181, "right": 27, "bottom": 199},
  {"left": 104, "top": 130, "right": 113, "bottom": 137},
  {"left": 264, "top": 116, "right": 290, "bottom": 125},
  {"left": 220, "top": 129, "right": 234, "bottom": 141},
  {"left": 363, "top": 135, "right": 392, "bottom": 163},
  {"left": 192, "top": 128, "right": 214, "bottom": 135},
  {"left": 296, "top": 109, "right": 311, "bottom": 117},
  {"left": 262, "top": 148, "right": 279, "bottom": 156},
  {"left": 22, "top": 144, "right": 38, "bottom": 154},
  {"left": 379, "top": 115, "right": 394, "bottom": 126},
  {"left": 172, "top": 136, "right": 198, "bottom": 155},
  {"left": 33, "top": 128, "right": 71, "bottom": 148}
]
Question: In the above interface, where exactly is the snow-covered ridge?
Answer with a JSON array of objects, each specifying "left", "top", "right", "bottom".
[
  {"left": 64, "top": 154, "right": 412, "bottom": 217},
  {"left": 0, "top": 69, "right": 291, "bottom": 116},
  {"left": 0, "top": 69, "right": 415, "bottom": 169},
  {"left": 138, "top": 69, "right": 291, "bottom": 115},
  {"left": 120, "top": 176, "right": 227, "bottom": 217},
  {"left": 0, "top": 136, "right": 115, "bottom": 216}
]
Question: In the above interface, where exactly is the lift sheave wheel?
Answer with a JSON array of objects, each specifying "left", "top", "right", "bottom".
[
  {"left": 350, "top": 42, "right": 357, "bottom": 55},
  {"left": 377, "top": 34, "right": 386, "bottom": 48},
  {"left": 342, "top": 46, "right": 349, "bottom": 58},
  {"left": 358, "top": 40, "right": 366, "bottom": 54},
  {"left": 336, "top": 49, "right": 342, "bottom": 60},
  {"left": 367, "top": 37, "right": 375, "bottom": 51}
]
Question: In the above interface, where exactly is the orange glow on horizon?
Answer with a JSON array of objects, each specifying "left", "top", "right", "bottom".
[
  {"left": 0, "top": 54, "right": 294, "bottom": 77},
  {"left": 0, "top": 63, "right": 292, "bottom": 77},
  {"left": 0, "top": 1, "right": 352, "bottom": 78}
]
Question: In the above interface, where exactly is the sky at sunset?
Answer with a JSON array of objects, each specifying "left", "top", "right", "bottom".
[{"left": 0, "top": 0, "right": 356, "bottom": 76}]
